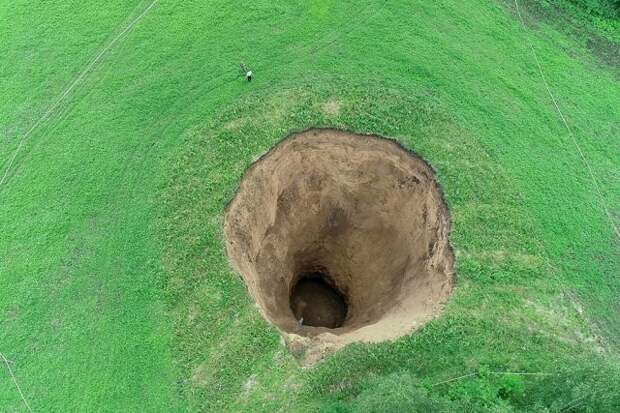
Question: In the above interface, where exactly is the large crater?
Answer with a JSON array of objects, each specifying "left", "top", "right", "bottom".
[{"left": 224, "top": 129, "right": 454, "bottom": 362}]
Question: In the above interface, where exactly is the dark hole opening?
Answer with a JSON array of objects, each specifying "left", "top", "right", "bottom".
[{"left": 289, "top": 272, "right": 348, "bottom": 328}]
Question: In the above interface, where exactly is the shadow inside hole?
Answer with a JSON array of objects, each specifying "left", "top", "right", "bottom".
[{"left": 289, "top": 272, "right": 348, "bottom": 328}]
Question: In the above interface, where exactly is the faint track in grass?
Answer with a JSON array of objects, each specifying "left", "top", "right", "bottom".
[
  {"left": 514, "top": 0, "right": 619, "bottom": 239},
  {"left": 309, "top": 0, "right": 389, "bottom": 54},
  {"left": 1, "top": 352, "right": 33, "bottom": 413},
  {"left": 0, "top": 0, "right": 160, "bottom": 190}
]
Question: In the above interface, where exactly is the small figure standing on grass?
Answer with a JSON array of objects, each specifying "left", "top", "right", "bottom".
[{"left": 240, "top": 62, "right": 253, "bottom": 82}]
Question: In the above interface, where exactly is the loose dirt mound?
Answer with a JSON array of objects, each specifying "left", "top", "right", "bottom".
[{"left": 224, "top": 129, "right": 454, "bottom": 363}]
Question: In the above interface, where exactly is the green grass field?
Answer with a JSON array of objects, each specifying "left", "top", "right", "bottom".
[{"left": 1, "top": 0, "right": 618, "bottom": 411}]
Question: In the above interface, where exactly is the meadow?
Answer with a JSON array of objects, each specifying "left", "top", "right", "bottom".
[{"left": 1, "top": 0, "right": 618, "bottom": 411}]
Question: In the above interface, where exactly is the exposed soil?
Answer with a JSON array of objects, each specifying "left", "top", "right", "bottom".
[{"left": 224, "top": 129, "right": 454, "bottom": 363}]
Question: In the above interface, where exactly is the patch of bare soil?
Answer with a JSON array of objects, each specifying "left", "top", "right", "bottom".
[{"left": 224, "top": 129, "right": 454, "bottom": 363}]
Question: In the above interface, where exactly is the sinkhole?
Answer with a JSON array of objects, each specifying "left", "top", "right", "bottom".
[{"left": 223, "top": 129, "right": 455, "bottom": 361}]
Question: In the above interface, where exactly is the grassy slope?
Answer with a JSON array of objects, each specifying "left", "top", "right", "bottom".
[{"left": 1, "top": 0, "right": 618, "bottom": 411}]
